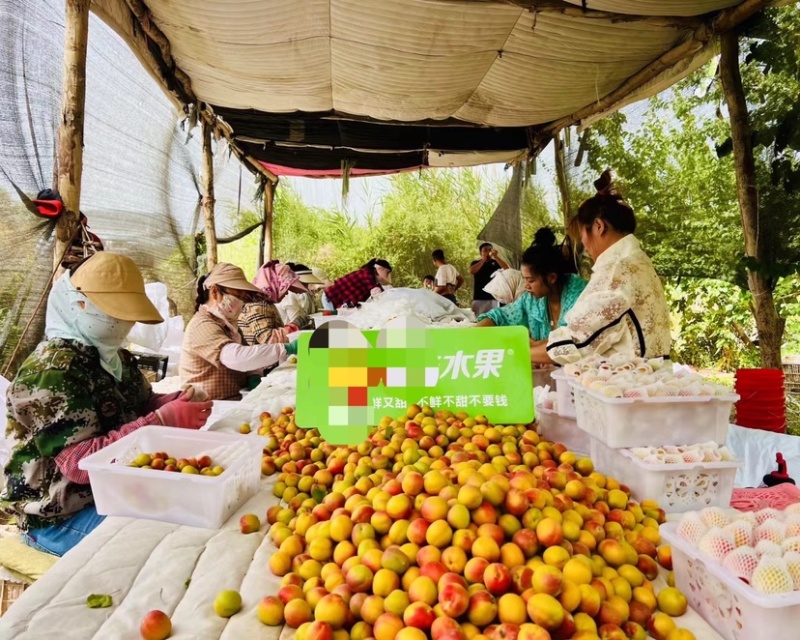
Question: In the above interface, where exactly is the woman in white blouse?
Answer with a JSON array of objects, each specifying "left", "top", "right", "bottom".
[{"left": 532, "top": 170, "right": 671, "bottom": 365}]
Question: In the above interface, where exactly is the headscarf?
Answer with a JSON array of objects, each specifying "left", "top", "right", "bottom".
[
  {"left": 46, "top": 273, "right": 135, "bottom": 380},
  {"left": 484, "top": 269, "right": 526, "bottom": 305},
  {"left": 252, "top": 261, "right": 299, "bottom": 303}
]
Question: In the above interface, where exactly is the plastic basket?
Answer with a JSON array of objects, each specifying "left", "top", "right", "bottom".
[
  {"left": 79, "top": 427, "right": 266, "bottom": 529},
  {"left": 661, "top": 521, "right": 800, "bottom": 640},
  {"left": 572, "top": 383, "right": 736, "bottom": 448},
  {"left": 589, "top": 437, "right": 741, "bottom": 513},
  {"left": 535, "top": 405, "right": 588, "bottom": 455},
  {"left": 550, "top": 369, "right": 577, "bottom": 418}
]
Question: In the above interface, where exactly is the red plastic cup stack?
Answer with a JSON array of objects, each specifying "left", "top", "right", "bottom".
[{"left": 735, "top": 368, "right": 786, "bottom": 433}]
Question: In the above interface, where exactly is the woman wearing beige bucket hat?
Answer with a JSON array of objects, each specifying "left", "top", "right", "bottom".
[
  {"left": 1, "top": 252, "right": 213, "bottom": 557},
  {"left": 181, "top": 262, "right": 288, "bottom": 400}
]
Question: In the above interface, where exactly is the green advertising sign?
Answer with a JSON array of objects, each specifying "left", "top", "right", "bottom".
[{"left": 296, "top": 320, "right": 534, "bottom": 445}]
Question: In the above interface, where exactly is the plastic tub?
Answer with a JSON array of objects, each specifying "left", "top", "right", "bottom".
[
  {"left": 572, "top": 384, "right": 736, "bottom": 448},
  {"left": 79, "top": 426, "right": 266, "bottom": 529},
  {"left": 535, "top": 405, "right": 589, "bottom": 455},
  {"left": 589, "top": 437, "right": 741, "bottom": 513},
  {"left": 550, "top": 369, "right": 577, "bottom": 418},
  {"left": 661, "top": 521, "right": 800, "bottom": 640}
]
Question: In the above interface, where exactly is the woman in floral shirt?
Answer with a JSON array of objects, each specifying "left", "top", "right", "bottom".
[
  {"left": 477, "top": 228, "right": 587, "bottom": 354},
  {"left": 539, "top": 170, "right": 672, "bottom": 365}
]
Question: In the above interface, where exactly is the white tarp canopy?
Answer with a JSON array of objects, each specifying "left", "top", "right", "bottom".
[{"left": 88, "top": 0, "right": 771, "bottom": 173}]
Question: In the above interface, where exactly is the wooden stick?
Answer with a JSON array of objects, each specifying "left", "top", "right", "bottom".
[
  {"left": 259, "top": 180, "right": 276, "bottom": 267},
  {"left": 121, "top": 0, "right": 195, "bottom": 104},
  {"left": 55, "top": 0, "right": 90, "bottom": 270},
  {"left": 201, "top": 118, "right": 218, "bottom": 271},
  {"left": 553, "top": 131, "right": 572, "bottom": 226},
  {"left": 490, "top": 0, "right": 702, "bottom": 28},
  {"left": 720, "top": 30, "right": 785, "bottom": 369},
  {"left": 541, "top": 0, "right": 776, "bottom": 138}
]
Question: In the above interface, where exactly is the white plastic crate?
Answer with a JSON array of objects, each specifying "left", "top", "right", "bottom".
[
  {"left": 550, "top": 369, "right": 576, "bottom": 417},
  {"left": 79, "top": 426, "right": 266, "bottom": 529},
  {"left": 661, "top": 521, "right": 800, "bottom": 640},
  {"left": 535, "top": 405, "right": 589, "bottom": 455},
  {"left": 572, "top": 383, "right": 736, "bottom": 448},
  {"left": 589, "top": 437, "right": 741, "bottom": 513}
]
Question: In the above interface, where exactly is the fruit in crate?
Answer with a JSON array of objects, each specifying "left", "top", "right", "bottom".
[
  {"left": 629, "top": 443, "right": 736, "bottom": 465},
  {"left": 566, "top": 355, "right": 732, "bottom": 399},
  {"left": 127, "top": 451, "right": 224, "bottom": 475},
  {"left": 246, "top": 405, "right": 707, "bottom": 636},
  {"left": 139, "top": 609, "right": 172, "bottom": 640},
  {"left": 677, "top": 507, "right": 800, "bottom": 594}
]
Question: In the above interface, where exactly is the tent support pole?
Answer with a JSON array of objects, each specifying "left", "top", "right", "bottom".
[
  {"left": 259, "top": 179, "right": 275, "bottom": 267},
  {"left": 201, "top": 118, "right": 218, "bottom": 271},
  {"left": 553, "top": 131, "right": 572, "bottom": 227},
  {"left": 55, "top": 0, "right": 90, "bottom": 270},
  {"left": 720, "top": 31, "right": 784, "bottom": 369}
]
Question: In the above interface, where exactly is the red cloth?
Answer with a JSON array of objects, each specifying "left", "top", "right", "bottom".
[
  {"left": 324, "top": 267, "right": 378, "bottom": 308},
  {"left": 54, "top": 412, "right": 161, "bottom": 485}
]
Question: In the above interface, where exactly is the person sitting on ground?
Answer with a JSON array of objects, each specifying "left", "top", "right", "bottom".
[
  {"left": 422, "top": 275, "right": 436, "bottom": 291},
  {"left": 181, "top": 263, "right": 287, "bottom": 400},
  {"left": 322, "top": 259, "right": 393, "bottom": 310},
  {"left": 470, "top": 242, "right": 508, "bottom": 315},
  {"left": 1, "top": 252, "right": 213, "bottom": 557},
  {"left": 432, "top": 249, "right": 463, "bottom": 306},
  {"left": 239, "top": 261, "right": 307, "bottom": 345},
  {"left": 540, "top": 170, "right": 672, "bottom": 365},
  {"left": 277, "top": 263, "right": 324, "bottom": 330},
  {"left": 477, "top": 228, "right": 587, "bottom": 357}
]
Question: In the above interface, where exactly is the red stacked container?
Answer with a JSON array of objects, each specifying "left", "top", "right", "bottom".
[{"left": 735, "top": 368, "right": 786, "bottom": 433}]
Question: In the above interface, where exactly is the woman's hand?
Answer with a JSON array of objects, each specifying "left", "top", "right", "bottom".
[
  {"left": 476, "top": 319, "right": 496, "bottom": 327},
  {"left": 156, "top": 396, "right": 213, "bottom": 429},
  {"left": 284, "top": 323, "right": 300, "bottom": 335},
  {"left": 530, "top": 341, "right": 554, "bottom": 365},
  {"left": 180, "top": 384, "right": 209, "bottom": 402}
]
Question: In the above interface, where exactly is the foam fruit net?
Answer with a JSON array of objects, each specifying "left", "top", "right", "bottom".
[{"left": 678, "top": 507, "right": 800, "bottom": 594}]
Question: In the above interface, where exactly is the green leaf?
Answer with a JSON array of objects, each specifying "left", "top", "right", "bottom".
[{"left": 87, "top": 594, "right": 113, "bottom": 609}]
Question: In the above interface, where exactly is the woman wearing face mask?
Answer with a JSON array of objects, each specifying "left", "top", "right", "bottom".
[
  {"left": 181, "top": 263, "right": 287, "bottom": 400},
  {"left": 321, "top": 259, "right": 393, "bottom": 310},
  {"left": 1, "top": 253, "right": 213, "bottom": 557},
  {"left": 476, "top": 229, "right": 587, "bottom": 356},
  {"left": 540, "top": 170, "right": 672, "bottom": 365},
  {"left": 239, "top": 261, "right": 308, "bottom": 344}
]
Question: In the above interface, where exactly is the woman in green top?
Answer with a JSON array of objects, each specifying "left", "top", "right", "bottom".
[{"left": 477, "top": 228, "right": 587, "bottom": 342}]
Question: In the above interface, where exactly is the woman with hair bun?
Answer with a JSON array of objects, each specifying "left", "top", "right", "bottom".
[
  {"left": 477, "top": 228, "right": 587, "bottom": 351},
  {"left": 538, "top": 169, "right": 671, "bottom": 365}
]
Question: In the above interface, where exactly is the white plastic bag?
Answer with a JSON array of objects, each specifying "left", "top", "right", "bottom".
[{"left": 127, "top": 282, "right": 170, "bottom": 352}]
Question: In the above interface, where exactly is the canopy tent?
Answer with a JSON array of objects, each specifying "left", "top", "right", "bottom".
[{"left": 89, "top": 0, "right": 778, "bottom": 177}]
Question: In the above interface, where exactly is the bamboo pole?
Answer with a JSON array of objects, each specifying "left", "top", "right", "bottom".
[
  {"left": 720, "top": 31, "right": 785, "bottom": 369},
  {"left": 201, "top": 118, "right": 218, "bottom": 271},
  {"left": 55, "top": 0, "right": 90, "bottom": 270},
  {"left": 553, "top": 131, "right": 571, "bottom": 227},
  {"left": 259, "top": 180, "right": 275, "bottom": 267}
]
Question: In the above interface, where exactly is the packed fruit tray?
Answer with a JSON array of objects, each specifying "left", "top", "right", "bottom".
[
  {"left": 662, "top": 517, "right": 800, "bottom": 640},
  {"left": 590, "top": 438, "right": 742, "bottom": 513},
  {"left": 79, "top": 426, "right": 266, "bottom": 529},
  {"left": 572, "top": 383, "right": 735, "bottom": 448}
]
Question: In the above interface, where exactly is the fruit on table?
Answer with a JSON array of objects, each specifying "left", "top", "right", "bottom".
[
  {"left": 128, "top": 451, "right": 223, "bottom": 475},
  {"left": 213, "top": 590, "right": 242, "bottom": 618},
  {"left": 254, "top": 406, "right": 691, "bottom": 637},
  {"left": 239, "top": 513, "right": 261, "bottom": 534},
  {"left": 256, "top": 595, "right": 284, "bottom": 625},
  {"left": 139, "top": 609, "right": 172, "bottom": 640},
  {"left": 240, "top": 422, "right": 252, "bottom": 434}
]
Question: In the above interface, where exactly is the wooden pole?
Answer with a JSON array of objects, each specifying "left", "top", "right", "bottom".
[
  {"left": 201, "top": 118, "right": 218, "bottom": 271},
  {"left": 720, "top": 31, "right": 785, "bottom": 369},
  {"left": 55, "top": 0, "right": 90, "bottom": 270},
  {"left": 259, "top": 180, "right": 275, "bottom": 267},
  {"left": 553, "top": 131, "right": 572, "bottom": 227}
]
